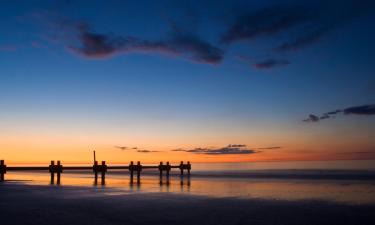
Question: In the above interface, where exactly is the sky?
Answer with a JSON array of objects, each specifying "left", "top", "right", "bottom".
[{"left": 0, "top": 0, "right": 375, "bottom": 164}]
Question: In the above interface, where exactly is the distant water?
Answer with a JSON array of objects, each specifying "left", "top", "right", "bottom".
[{"left": 3, "top": 160, "right": 375, "bottom": 204}]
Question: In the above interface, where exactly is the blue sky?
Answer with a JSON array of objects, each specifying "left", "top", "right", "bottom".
[{"left": 1, "top": 0, "right": 375, "bottom": 162}]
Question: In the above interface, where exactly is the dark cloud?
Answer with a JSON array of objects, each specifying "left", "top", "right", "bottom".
[
  {"left": 238, "top": 55, "right": 290, "bottom": 69},
  {"left": 222, "top": 0, "right": 375, "bottom": 52},
  {"left": 343, "top": 105, "right": 375, "bottom": 115},
  {"left": 253, "top": 59, "right": 290, "bottom": 69},
  {"left": 257, "top": 146, "right": 282, "bottom": 150},
  {"left": 228, "top": 144, "right": 247, "bottom": 147},
  {"left": 66, "top": 22, "right": 223, "bottom": 64},
  {"left": 303, "top": 104, "right": 375, "bottom": 122},
  {"left": 114, "top": 146, "right": 127, "bottom": 150},
  {"left": 303, "top": 114, "right": 320, "bottom": 122},
  {"left": 172, "top": 144, "right": 259, "bottom": 155},
  {"left": 336, "top": 151, "right": 375, "bottom": 155}
]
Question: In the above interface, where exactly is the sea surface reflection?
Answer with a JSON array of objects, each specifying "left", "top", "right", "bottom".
[{"left": 3, "top": 160, "right": 375, "bottom": 204}]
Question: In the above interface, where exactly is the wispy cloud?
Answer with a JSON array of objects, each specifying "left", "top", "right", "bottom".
[
  {"left": 257, "top": 146, "right": 282, "bottom": 150},
  {"left": 137, "top": 150, "right": 160, "bottom": 153},
  {"left": 53, "top": 19, "right": 224, "bottom": 65},
  {"left": 172, "top": 144, "right": 259, "bottom": 155},
  {"left": 239, "top": 55, "right": 290, "bottom": 69},
  {"left": 222, "top": 0, "right": 375, "bottom": 52},
  {"left": 114, "top": 146, "right": 128, "bottom": 150},
  {"left": 253, "top": 59, "right": 290, "bottom": 69},
  {"left": 303, "top": 104, "right": 375, "bottom": 122}
]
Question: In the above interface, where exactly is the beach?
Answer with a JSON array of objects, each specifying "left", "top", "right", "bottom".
[{"left": 1, "top": 182, "right": 375, "bottom": 225}]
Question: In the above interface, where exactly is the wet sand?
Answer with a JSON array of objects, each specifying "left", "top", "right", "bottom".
[{"left": 1, "top": 183, "right": 374, "bottom": 225}]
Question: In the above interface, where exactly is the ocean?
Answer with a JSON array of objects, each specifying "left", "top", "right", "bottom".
[{"left": 3, "top": 160, "right": 375, "bottom": 204}]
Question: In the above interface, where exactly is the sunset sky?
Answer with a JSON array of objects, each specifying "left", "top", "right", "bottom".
[{"left": 1, "top": 0, "right": 375, "bottom": 164}]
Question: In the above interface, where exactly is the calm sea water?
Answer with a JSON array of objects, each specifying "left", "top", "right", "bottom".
[{"left": 3, "top": 160, "right": 375, "bottom": 204}]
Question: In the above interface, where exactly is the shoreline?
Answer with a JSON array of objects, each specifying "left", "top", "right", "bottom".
[{"left": 1, "top": 183, "right": 375, "bottom": 225}]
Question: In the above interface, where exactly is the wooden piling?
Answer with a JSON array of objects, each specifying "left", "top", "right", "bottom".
[
  {"left": 49, "top": 160, "right": 55, "bottom": 184},
  {"left": 0, "top": 160, "right": 5, "bottom": 181},
  {"left": 187, "top": 161, "right": 191, "bottom": 175},
  {"left": 56, "top": 160, "right": 62, "bottom": 185},
  {"left": 93, "top": 161, "right": 98, "bottom": 185},
  {"left": 180, "top": 161, "right": 184, "bottom": 176},
  {"left": 136, "top": 161, "right": 142, "bottom": 184},
  {"left": 166, "top": 161, "right": 171, "bottom": 184},
  {"left": 159, "top": 161, "right": 163, "bottom": 184},
  {"left": 129, "top": 161, "right": 134, "bottom": 184},
  {"left": 101, "top": 161, "right": 106, "bottom": 185}
]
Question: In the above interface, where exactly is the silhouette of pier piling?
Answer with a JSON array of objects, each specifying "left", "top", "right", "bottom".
[{"left": 0, "top": 159, "right": 191, "bottom": 185}]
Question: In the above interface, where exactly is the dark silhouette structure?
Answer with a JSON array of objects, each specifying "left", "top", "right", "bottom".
[{"left": 0, "top": 160, "right": 191, "bottom": 185}]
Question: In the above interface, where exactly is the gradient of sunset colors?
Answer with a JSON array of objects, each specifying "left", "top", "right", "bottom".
[{"left": 1, "top": 0, "right": 375, "bottom": 164}]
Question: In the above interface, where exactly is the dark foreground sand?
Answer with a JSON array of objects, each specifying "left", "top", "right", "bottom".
[{"left": 1, "top": 183, "right": 374, "bottom": 225}]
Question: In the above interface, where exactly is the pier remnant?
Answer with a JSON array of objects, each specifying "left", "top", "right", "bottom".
[
  {"left": 1, "top": 160, "right": 192, "bottom": 185},
  {"left": 0, "top": 160, "right": 6, "bottom": 181},
  {"left": 49, "top": 160, "right": 55, "bottom": 184},
  {"left": 93, "top": 161, "right": 107, "bottom": 185},
  {"left": 136, "top": 161, "right": 142, "bottom": 184}
]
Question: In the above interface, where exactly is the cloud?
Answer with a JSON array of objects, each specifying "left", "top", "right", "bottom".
[
  {"left": 137, "top": 150, "right": 160, "bottom": 153},
  {"left": 115, "top": 146, "right": 160, "bottom": 153},
  {"left": 114, "top": 146, "right": 127, "bottom": 150},
  {"left": 172, "top": 144, "right": 259, "bottom": 155},
  {"left": 228, "top": 144, "right": 247, "bottom": 147},
  {"left": 64, "top": 21, "right": 223, "bottom": 64},
  {"left": 343, "top": 105, "right": 375, "bottom": 115},
  {"left": 253, "top": 59, "right": 290, "bottom": 69},
  {"left": 257, "top": 146, "right": 282, "bottom": 150},
  {"left": 303, "top": 114, "right": 320, "bottom": 122},
  {"left": 303, "top": 104, "right": 375, "bottom": 122},
  {"left": 239, "top": 55, "right": 290, "bottom": 69},
  {"left": 222, "top": 0, "right": 375, "bottom": 52}
]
